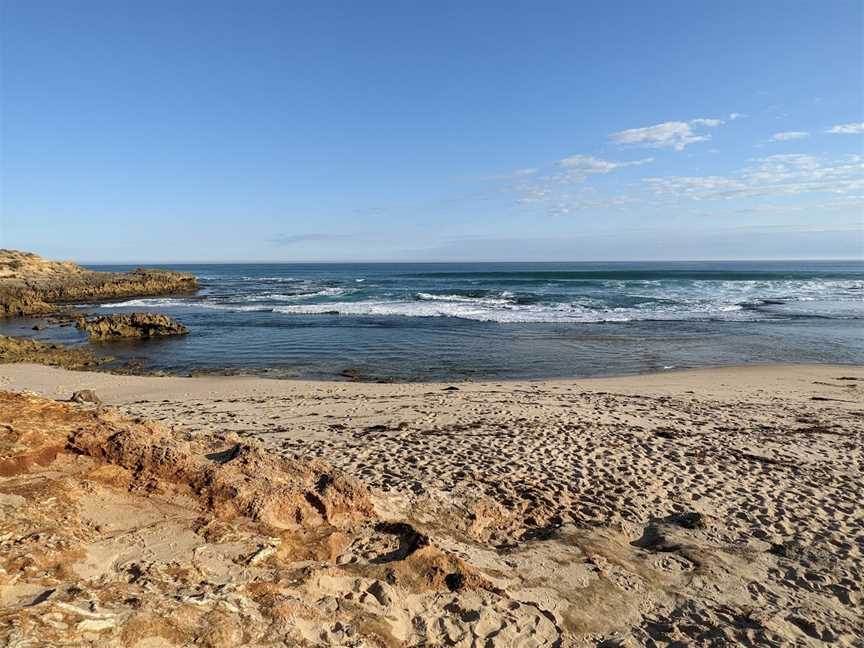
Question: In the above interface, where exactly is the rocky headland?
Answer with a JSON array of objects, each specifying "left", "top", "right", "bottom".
[
  {"left": 0, "top": 251, "right": 194, "bottom": 372},
  {"left": 0, "top": 250, "right": 198, "bottom": 317}
]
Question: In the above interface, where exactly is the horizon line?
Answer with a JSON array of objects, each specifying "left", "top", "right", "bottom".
[{"left": 76, "top": 257, "right": 864, "bottom": 265}]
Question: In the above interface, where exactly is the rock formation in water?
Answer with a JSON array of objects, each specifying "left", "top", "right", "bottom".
[
  {"left": 0, "top": 250, "right": 198, "bottom": 317},
  {"left": 76, "top": 313, "right": 189, "bottom": 339}
]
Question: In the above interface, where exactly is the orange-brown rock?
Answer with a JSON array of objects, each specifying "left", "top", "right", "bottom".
[{"left": 0, "top": 392, "right": 563, "bottom": 646}]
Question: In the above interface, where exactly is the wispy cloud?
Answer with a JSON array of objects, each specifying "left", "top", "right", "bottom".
[
  {"left": 516, "top": 186, "right": 639, "bottom": 215},
  {"left": 827, "top": 122, "right": 864, "bottom": 134},
  {"left": 272, "top": 233, "right": 357, "bottom": 245},
  {"left": 770, "top": 131, "right": 810, "bottom": 141},
  {"left": 610, "top": 117, "right": 726, "bottom": 151},
  {"left": 504, "top": 154, "right": 653, "bottom": 214},
  {"left": 556, "top": 154, "right": 653, "bottom": 181},
  {"left": 690, "top": 118, "right": 724, "bottom": 127},
  {"left": 481, "top": 168, "right": 538, "bottom": 181},
  {"left": 644, "top": 175, "right": 741, "bottom": 198},
  {"left": 644, "top": 154, "right": 864, "bottom": 200}
]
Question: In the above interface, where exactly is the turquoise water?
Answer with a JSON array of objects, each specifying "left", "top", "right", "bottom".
[{"left": 6, "top": 260, "right": 863, "bottom": 380}]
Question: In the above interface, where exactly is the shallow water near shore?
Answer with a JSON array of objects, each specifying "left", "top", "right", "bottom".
[{"left": 3, "top": 260, "right": 862, "bottom": 381}]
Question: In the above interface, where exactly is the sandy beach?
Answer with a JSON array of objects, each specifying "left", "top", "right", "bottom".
[
  {"left": 1, "top": 363, "right": 862, "bottom": 646},
  {"left": 3, "top": 0, "right": 863, "bottom": 644}
]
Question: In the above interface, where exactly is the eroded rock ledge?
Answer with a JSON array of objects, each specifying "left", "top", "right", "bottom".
[
  {"left": 76, "top": 313, "right": 189, "bottom": 339},
  {"left": 0, "top": 250, "right": 198, "bottom": 317},
  {"left": 0, "top": 335, "right": 108, "bottom": 369},
  {"left": 0, "top": 392, "right": 519, "bottom": 647}
]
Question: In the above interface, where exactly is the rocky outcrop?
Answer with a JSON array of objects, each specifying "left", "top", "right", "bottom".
[
  {"left": 0, "top": 335, "right": 108, "bottom": 369},
  {"left": 0, "top": 249, "right": 86, "bottom": 280},
  {"left": 75, "top": 313, "right": 189, "bottom": 339},
  {"left": 0, "top": 391, "right": 547, "bottom": 648},
  {"left": 0, "top": 250, "right": 198, "bottom": 317},
  {"left": 0, "top": 288, "right": 54, "bottom": 317}
]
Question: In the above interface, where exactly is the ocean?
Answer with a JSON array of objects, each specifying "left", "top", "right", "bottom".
[{"left": 6, "top": 260, "right": 863, "bottom": 381}]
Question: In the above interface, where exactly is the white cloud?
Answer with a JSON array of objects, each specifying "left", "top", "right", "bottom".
[
  {"left": 691, "top": 118, "right": 724, "bottom": 127},
  {"left": 517, "top": 186, "right": 639, "bottom": 215},
  {"left": 744, "top": 154, "right": 821, "bottom": 183},
  {"left": 770, "top": 131, "right": 810, "bottom": 141},
  {"left": 610, "top": 118, "right": 724, "bottom": 151},
  {"left": 557, "top": 154, "right": 653, "bottom": 181},
  {"left": 827, "top": 122, "right": 864, "bottom": 134},
  {"left": 728, "top": 112, "right": 745, "bottom": 120},
  {"left": 644, "top": 175, "right": 744, "bottom": 197},
  {"left": 509, "top": 155, "right": 652, "bottom": 214},
  {"left": 644, "top": 154, "right": 864, "bottom": 200}
]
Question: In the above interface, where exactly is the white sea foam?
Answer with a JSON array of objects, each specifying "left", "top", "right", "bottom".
[
  {"left": 415, "top": 292, "right": 513, "bottom": 306},
  {"left": 238, "top": 287, "right": 350, "bottom": 302},
  {"left": 242, "top": 276, "right": 297, "bottom": 282},
  {"left": 98, "top": 296, "right": 278, "bottom": 312},
  {"left": 96, "top": 278, "right": 863, "bottom": 323},
  {"left": 97, "top": 298, "right": 188, "bottom": 308},
  {"left": 197, "top": 303, "right": 271, "bottom": 312},
  {"left": 271, "top": 299, "right": 761, "bottom": 323}
]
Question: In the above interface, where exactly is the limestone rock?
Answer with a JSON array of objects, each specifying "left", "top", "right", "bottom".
[
  {"left": 0, "top": 334, "right": 108, "bottom": 369},
  {"left": 76, "top": 313, "right": 189, "bottom": 339},
  {"left": 0, "top": 249, "right": 198, "bottom": 317},
  {"left": 71, "top": 389, "right": 102, "bottom": 405}
]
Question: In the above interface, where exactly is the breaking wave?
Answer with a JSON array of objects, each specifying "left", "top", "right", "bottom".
[
  {"left": 415, "top": 292, "right": 514, "bottom": 306},
  {"left": 233, "top": 287, "right": 352, "bottom": 302},
  {"left": 94, "top": 273, "right": 862, "bottom": 324},
  {"left": 271, "top": 300, "right": 759, "bottom": 323},
  {"left": 97, "top": 298, "right": 190, "bottom": 308}
]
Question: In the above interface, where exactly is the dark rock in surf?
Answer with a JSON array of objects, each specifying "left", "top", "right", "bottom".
[{"left": 76, "top": 313, "right": 188, "bottom": 340}]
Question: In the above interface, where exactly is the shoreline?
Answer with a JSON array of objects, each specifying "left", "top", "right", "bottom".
[
  {"left": 2, "top": 362, "right": 861, "bottom": 446},
  {"left": 5, "top": 307, "right": 864, "bottom": 382},
  {"left": 3, "top": 359, "right": 863, "bottom": 393}
]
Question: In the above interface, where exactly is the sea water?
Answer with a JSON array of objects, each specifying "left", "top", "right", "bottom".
[{"left": 5, "top": 260, "right": 862, "bottom": 381}]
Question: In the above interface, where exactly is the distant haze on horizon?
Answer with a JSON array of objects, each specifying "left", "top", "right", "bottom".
[{"left": 1, "top": 1, "right": 862, "bottom": 262}]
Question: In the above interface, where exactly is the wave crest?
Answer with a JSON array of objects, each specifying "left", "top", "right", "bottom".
[
  {"left": 415, "top": 292, "right": 513, "bottom": 306},
  {"left": 270, "top": 300, "right": 762, "bottom": 323}
]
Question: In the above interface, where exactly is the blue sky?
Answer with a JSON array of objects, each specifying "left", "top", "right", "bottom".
[{"left": 1, "top": 0, "right": 862, "bottom": 262}]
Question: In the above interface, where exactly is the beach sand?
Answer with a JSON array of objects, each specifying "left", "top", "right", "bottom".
[{"left": 1, "top": 363, "right": 862, "bottom": 646}]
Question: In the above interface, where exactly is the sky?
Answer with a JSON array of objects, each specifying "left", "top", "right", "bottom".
[{"left": 1, "top": 0, "right": 862, "bottom": 262}]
